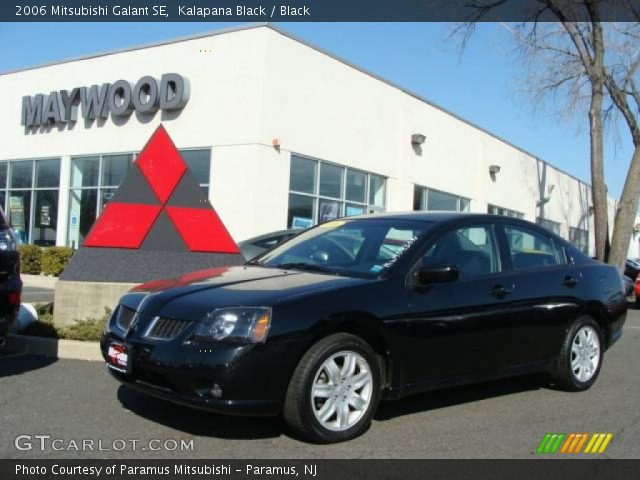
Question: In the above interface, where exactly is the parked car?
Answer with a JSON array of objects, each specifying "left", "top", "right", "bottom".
[
  {"left": 0, "top": 207, "right": 21, "bottom": 346},
  {"left": 624, "top": 258, "right": 640, "bottom": 280},
  {"left": 101, "top": 212, "right": 627, "bottom": 443},
  {"left": 238, "top": 229, "right": 301, "bottom": 261},
  {"left": 635, "top": 276, "right": 640, "bottom": 308}
]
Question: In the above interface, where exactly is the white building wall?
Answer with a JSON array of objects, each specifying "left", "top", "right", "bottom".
[{"left": 0, "top": 25, "right": 628, "bottom": 254}]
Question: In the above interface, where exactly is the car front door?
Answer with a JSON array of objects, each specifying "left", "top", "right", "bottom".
[{"left": 391, "top": 221, "right": 520, "bottom": 387}]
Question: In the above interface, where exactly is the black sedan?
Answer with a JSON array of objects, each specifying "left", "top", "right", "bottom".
[
  {"left": 101, "top": 212, "right": 626, "bottom": 443},
  {"left": 0, "top": 207, "right": 21, "bottom": 346}
]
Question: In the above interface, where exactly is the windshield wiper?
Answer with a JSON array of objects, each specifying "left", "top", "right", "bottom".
[{"left": 274, "top": 262, "right": 338, "bottom": 274}]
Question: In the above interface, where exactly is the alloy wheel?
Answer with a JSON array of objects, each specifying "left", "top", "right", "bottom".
[
  {"left": 310, "top": 350, "right": 373, "bottom": 432},
  {"left": 571, "top": 325, "right": 600, "bottom": 382}
]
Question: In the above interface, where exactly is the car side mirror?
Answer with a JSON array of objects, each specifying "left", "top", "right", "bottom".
[{"left": 415, "top": 264, "right": 459, "bottom": 285}]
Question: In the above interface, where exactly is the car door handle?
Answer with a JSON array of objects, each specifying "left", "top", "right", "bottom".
[
  {"left": 562, "top": 275, "right": 580, "bottom": 288},
  {"left": 489, "top": 285, "right": 512, "bottom": 298}
]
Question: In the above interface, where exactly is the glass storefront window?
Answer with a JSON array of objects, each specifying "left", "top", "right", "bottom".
[
  {"left": 428, "top": 189, "right": 459, "bottom": 211},
  {"left": 8, "top": 191, "right": 31, "bottom": 244},
  {"left": 369, "top": 174, "right": 385, "bottom": 207},
  {"left": 10, "top": 161, "right": 33, "bottom": 189},
  {"left": 68, "top": 189, "right": 97, "bottom": 248},
  {"left": 32, "top": 190, "right": 58, "bottom": 246},
  {"left": 101, "top": 154, "right": 132, "bottom": 187},
  {"left": 181, "top": 150, "right": 211, "bottom": 185},
  {"left": 319, "top": 163, "right": 343, "bottom": 199},
  {"left": 346, "top": 169, "right": 366, "bottom": 203},
  {"left": 346, "top": 204, "right": 366, "bottom": 216},
  {"left": 0, "top": 159, "right": 61, "bottom": 245},
  {"left": 318, "top": 199, "right": 341, "bottom": 223},
  {"left": 287, "top": 154, "right": 386, "bottom": 229},
  {"left": 290, "top": 155, "right": 317, "bottom": 194},
  {"left": 414, "top": 185, "right": 470, "bottom": 212},
  {"left": 488, "top": 204, "right": 524, "bottom": 219},
  {"left": 35, "top": 159, "right": 61, "bottom": 188},
  {"left": 71, "top": 157, "right": 99, "bottom": 188},
  {"left": 288, "top": 194, "right": 315, "bottom": 229},
  {"left": 0, "top": 162, "right": 7, "bottom": 189}
]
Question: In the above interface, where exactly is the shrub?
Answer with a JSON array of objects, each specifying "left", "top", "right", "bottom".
[
  {"left": 20, "top": 305, "right": 111, "bottom": 342},
  {"left": 40, "top": 246, "right": 74, "bottom": 277},
  {"left": 61, "top": 307, "right": 111, "bottom": 342},
  {"left": 19, "top": 244, "right": 42, "bottom": 275}
]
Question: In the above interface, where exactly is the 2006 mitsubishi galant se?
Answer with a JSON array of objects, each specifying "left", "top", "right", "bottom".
[{"left": 101, "top": 212, "right": 626, "bottom": 443}]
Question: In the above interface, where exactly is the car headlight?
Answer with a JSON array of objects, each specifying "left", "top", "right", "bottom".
[
  {"left": 0, "top": 230, "right": 17, "bottom": 252},
  {"left": 193, "top": 307, "right": 272, "bottom": 343}
]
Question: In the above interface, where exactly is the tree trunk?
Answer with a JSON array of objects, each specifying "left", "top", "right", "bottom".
[
  {"left": 609, "top": 145, "right": 640, "bottom": 271},
  {"left": 589, "top": 82, "right": 608, "bottom": 261}
]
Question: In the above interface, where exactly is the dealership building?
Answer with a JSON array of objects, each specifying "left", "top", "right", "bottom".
[{"left": 0, "top": 23, "right": 635, "bottom": 257}]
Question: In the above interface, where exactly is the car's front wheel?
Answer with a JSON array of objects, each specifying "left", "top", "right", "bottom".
[
  {"left": 283, "top": 333, "right": 381, "bottom": 443},
  {"left": 550, "top": 316, "right": 603, "bottom": 391}
]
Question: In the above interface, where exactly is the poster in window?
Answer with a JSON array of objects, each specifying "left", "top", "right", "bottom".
[
  {"left": 319, "top": 200, "right": 340, "bottom": 223},
  {"left": 9, "top": 195, "right": 26, "bottom": 243},
  {"left": 40, "top": 205, "right": 50, "bottom": 226}
]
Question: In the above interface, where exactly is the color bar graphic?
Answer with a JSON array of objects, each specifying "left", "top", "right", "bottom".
[{"left": 537, "top": 433, "right": 613, "bottom": 455}]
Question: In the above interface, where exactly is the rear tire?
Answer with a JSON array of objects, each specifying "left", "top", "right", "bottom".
[
  {"left": 283, "top": 333, "right": 381, "bottom": 443},
  {"left": 550, "top": 316, "right": 603, "bottom": 391}
]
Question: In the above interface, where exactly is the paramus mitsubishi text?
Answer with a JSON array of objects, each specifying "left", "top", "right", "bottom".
[{"left": 101, "top": 212, "right": 627, "bottom": 443}]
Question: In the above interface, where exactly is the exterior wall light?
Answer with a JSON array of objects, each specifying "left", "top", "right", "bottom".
[{"left": 411, "top": 133, "right": 426, "bottom": 145}]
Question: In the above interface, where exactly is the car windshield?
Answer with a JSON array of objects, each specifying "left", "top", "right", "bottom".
[{"left": 253, "top": 218, "right": 432, "bottom": 278}]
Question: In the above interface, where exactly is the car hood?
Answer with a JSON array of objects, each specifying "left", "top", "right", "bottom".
[{"left": 123, "top": 265, "right": 370, "bottom": 320}]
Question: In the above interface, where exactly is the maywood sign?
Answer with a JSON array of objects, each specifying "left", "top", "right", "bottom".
[{"left": 21, "top": 73, "right": 189, "bottom": 127}]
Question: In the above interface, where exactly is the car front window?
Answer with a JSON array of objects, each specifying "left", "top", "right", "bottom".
[{"left": 255, "top": 218, "right": 432, "bottom": 278}]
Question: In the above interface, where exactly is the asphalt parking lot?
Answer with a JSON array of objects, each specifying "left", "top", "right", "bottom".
[{"left": 1, "top": 310, "right": 639, "bottom": 459}]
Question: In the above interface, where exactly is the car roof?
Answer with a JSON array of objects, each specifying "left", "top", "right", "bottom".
[{"left": 341, "top": 211, "right": 510, "bottom": 223}]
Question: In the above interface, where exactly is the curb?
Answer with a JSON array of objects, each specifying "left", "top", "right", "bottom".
[{"left": 4, "top": 334, "right": 102, "bottom": 362}]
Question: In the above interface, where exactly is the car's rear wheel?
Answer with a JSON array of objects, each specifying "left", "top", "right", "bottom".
[
  {"left": 283, "top": 333, "right": 381, "bottom": 443},
  {"left": 550, "top": 316, "right": 603, "bottom": 391}
]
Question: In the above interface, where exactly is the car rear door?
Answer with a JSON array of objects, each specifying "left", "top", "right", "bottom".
[
  {"left": 395, "top": 220, "right": 520, "bottom": 385},
  {"left": 496, "top": 220, "right": 585, "bottom": 365}
]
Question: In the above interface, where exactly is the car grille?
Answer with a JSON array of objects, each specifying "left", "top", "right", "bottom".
[
  {"left": 146, "top": 317, "right": 191, "bottom": 340},
  {"left": 117, "top": 306, "right": 136, "bottom": 331}
]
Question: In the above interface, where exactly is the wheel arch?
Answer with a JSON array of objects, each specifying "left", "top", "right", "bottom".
[{"left": 302, "top": 312, "right": 394, "bottom": 391}]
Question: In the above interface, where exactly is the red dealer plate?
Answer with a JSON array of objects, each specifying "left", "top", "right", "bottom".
[{"left": 106, "top": 341, "right": 131, "bottom": 374}]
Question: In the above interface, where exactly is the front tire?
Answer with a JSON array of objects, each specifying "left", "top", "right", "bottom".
[
  {"left": 283, "top": 333, "right": 381, "bottom": 443},
  {"left": 550, "top": 316, "right": 603, "bottom": 391}
]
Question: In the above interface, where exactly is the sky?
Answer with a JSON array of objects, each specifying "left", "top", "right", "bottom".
[{"left": 0, "top": 22, "right": 634, "bottom": 199}]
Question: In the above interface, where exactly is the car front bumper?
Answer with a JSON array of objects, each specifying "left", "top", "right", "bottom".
[{"left": 100, "top": 330, "right": 302, "bottom": 417}]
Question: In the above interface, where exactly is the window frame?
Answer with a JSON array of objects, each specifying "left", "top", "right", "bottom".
[
  {"left": 408, "top": 221, "right": 503, "bottom": 282},
  {"left": 569, "top": 226, "right": 589, "bottom": 254},
  {"left": 0, "top": 158, "right": 61, "bottom": 245},
  {"left": 413, "top": 184, "right": 471, "bottom": 212},
  {"left": 288, "top": 153, "right": 387, "bottom": 228},
  {"left": 487, "top": 204, "right": 525, "bottom": 219},
  {"left": 497, "top": 219, "right": 569, "bottom": 272}
]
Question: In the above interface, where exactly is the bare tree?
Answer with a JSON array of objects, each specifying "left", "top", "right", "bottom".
[{"left": 454, "top": 0, "right": 640, "bottom": 269}]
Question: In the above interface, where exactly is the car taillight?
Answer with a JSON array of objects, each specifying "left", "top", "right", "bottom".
[
  {"left": 7, "top": 291, "right": 20, "bottom": 306},
  {"left": 636, "top": 277, "right": 640, "bottom": 284}
]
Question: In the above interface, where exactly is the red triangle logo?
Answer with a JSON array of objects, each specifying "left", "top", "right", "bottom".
[{"left": 83, "top": 125, "right": 239, "bottom": 254}]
